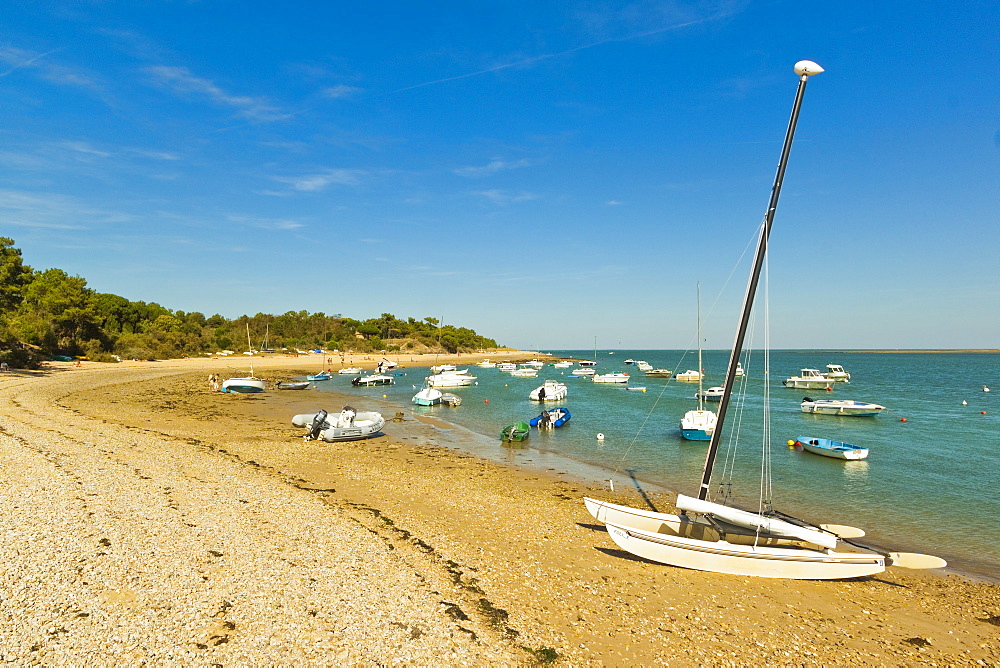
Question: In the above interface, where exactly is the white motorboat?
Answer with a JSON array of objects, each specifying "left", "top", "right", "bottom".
[
  {"left": 509, "top": 367, "right": 539, "bottom": 378},
  {"left": 583, "top": 62, "right": 945, "bottom": 578},
  {"left": 552, "top": 360, "right": 573, "bottom": 368},
  {"left": 524, "top": 359, "right": 546, "bottom": 369},
  {"left": 782, "top": 368, "right": 834, "bottom": 389},
  {"left": 431, "top": 364, "right": 457, "bottom": 373},
  {"left": 577, "top": 360, "right": 597, "bottom": 367},
  {"left": 570, "top": 367, "right": 595, "bottom": 376},
  {"left": 695, "top": 386, "right": 725, "bottom": 402},
  {"left": 440, "top": 392, "right": 462, "bottom": 407},
  {"left": 529, "top": 380, "right": 568, "bottom": 402},
  {"left": 644, "top": 368, "right": 672, "bottom": 377},
  {"left": 735, "top": 362, "right": 744, "bottom": 378},
  {"left": 351, "top": 373, "right": 394, "bottom": 386},
  {"left": 293, "top": 409, "right": 386, "bottom": 442},
  {"left": 338, "top": 367, "right": 363, "bottom": 374},
  {"left": 412, "top": 387, "right": 443, "bottom": 406},
  {"left": 497, "top": 362, "right": 517, "bottom": 372},
  {"left": 593, "top": 372, "right": 630, "bottom": 384},
  {"left": 426, "top": 370, "right": 477, "bottom": 387},
  {"left": 824, "top": 364, "right": 851, "bottom": 382},
  {"left": 636, "top": 361, "right": 653, "bottom": 371},
  {"left": 476, "top": 359, "right": 497, "bottom": 368},
  {"left": 800, "top": 398, "right": 886, "bottom": 417},
  {"left": 674, "top": 369, "right": 703, "bottom": 382}
]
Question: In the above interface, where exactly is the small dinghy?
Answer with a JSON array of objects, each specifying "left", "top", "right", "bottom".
[
  {"left": 440, "top": 392, "right": 462, "bottom": 407},
  {"left": 275, "top": 381, "right": 310, "bottom": 390},
  {"left": 529, "top": 407, "right": 571, "bottom": 428},
  {"left": 800, "top": 397, "right": 886, "bottom": 416},
  {"left": 501, "top": 421, "right": 530, "bottom": 442},
  {"left": 794, "top": 436, "right": 869, "bottom": 460},
  {"left": 293, "top": 408, "right": 386, "bottom": 442}
]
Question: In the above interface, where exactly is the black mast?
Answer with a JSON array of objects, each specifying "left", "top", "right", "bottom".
[{"left": 697, "top": 61, "right": 825, "bottom": 501}]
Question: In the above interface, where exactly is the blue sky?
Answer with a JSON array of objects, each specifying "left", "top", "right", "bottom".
[{"left": 2, "top": 1, "right": 996, "bottom": 350}]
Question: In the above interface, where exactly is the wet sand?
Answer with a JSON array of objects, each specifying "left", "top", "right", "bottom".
[{"left": 1, "top": 353, "right": 998, "bottom": 665}]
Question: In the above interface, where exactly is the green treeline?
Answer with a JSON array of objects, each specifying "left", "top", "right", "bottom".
[{"left": 0, "top": 238, "right": 499, "bottom": 367}]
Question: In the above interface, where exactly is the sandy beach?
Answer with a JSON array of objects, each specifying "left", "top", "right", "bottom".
[{"left": 1, "top": 352, "right": 997, "bottom": 665}]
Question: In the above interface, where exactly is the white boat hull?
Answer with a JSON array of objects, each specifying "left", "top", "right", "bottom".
[
  {"left": 593, "top": 373, "right": 629, "bottom": 383},
  {"left": 800, "top": 400, "right": 886, "bottom": 417},
  {"left": 584, "top": 498, "right": 886, "bottom": 580},
  {"left": 292, "top": 412, "right": 386, "bottom": 441},
  {"left": 221, "top": 377, "right": 266, "bottom": 393},
  {"left": 529, "top": 381, "right": 568, "bottom": 402}
]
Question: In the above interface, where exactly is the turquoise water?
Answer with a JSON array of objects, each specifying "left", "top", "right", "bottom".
[{"left": 311, "top": 351, "right": 999, "bottom": 579}]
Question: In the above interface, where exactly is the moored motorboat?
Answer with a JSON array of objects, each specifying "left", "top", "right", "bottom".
[
  {"left": 529, "top": 407, "right": 571, "bottom": 428},
  {"left": 510, "top": 366, "right": 539, "bottom": 378},
  {"left": 476, "top": 359, "right": 497, "bottom": 368},
  {"left": 644, "top": 368, "right": 673, "bottom": 377},
  {"left": 570, "top": 367, "right": 595, "bottom": 376},
  {"left": 352, "top": 373, "right": 394, "bottom": 386},
  {"left": 783, "top": 368, "right": 834, "bottom": 389},
  {"left": 497, "top": 362, "right": 517, "bottom": 372},
  {"left": 529, "top": 380, "right": 568, "bottom": 402},
  {"left": 593, "top": 372, "right": 630, "bottom": 384},
  {"left": 824, "top": 364, "right": 851, "bottom": 382},
  {"left": 674, "top": 370, "right": 703, "bottom": 382},
  {"left": 800, "top": 398, "right": 886, "bottom": 417},
  {"left": 307, "top": 371, "right": 333, "bottom": 381},
  {"left": 293, "top": 408, "right": 386, "bottom": 441},
  {"left": 552, "top": 360, "right": 573, "bottom": 368},
  {"left": 426, "top": 369, "right": 477, "bottom": 387},
  {"left": 695, "top": 386, "right": 725, "bottom": 402},
  {"left": 337, "top": 367, "right": 362, "bottom": 374},
  {"left": 794, "top": 436, "right": 869, "bottom": 460}
]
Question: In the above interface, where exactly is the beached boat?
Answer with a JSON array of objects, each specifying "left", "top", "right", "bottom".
[
  {"left": 275, "top": 381, "right": 310, "bottom": 390},
  {"left": 529, "top": 380, "right": 568, "bottom": 402},
  {"left": 337, "top": 367, "right": 363, "bottom": 374},
  {"left": 440, "top": 392, "right": 462, "bottom": 407},
  {"left": 510, "top": 367, "right": 539, "bottom": 378},
  {"left": 501, "top": 421, "right": 530, "bottom": 442},
  {"left": 412, "top": 387, "right": 443, "bottom": 406},
  {"left": 695, "top": 386, "right": 725, "bottom": 402},
  {"left": 293, "top": 409, "right": 386, "bottom": 442},
  {"left": 783, "top": 368, "right": 834, "bottom": 389},
  {"left": 800, "top": 398, "right": 886, "bottom": 417},
  {"left": 674, "top": 370, "right": 703, "bottom": 382},
  {"left": 222, "top": 324, "right": 267, "bottom": 393},
  {"left": 351, "top": 373, "right": 394, "bottom": 386},
  {"left": 644, "top": 368, "right": 673, "bottom": 377},
  {"left": 306, "top": 371, "right": 333, "bottom": 381},
  {"left": 681, "top": 284, "right": 717, "bottom": 441},
  {"left": 529, "top": 407, "right": 571, "bottom": 428},
  {"left": 824, "top": 364, "right": 851, "bottom": 382},
  {"left": 584, "top": 62, "right": 944, "bottom": 579},
  {"left": 794, "top": 436, "right": 869, "bottom": 460},
  {"left": 593, "top": 372, "right": 630, "bottom": 384},
  {"left": 426, "top": 370, "right": 477, "bottom": 387}
]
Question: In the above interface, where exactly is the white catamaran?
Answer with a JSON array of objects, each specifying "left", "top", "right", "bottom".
[{"left": 584, "top": 61, "right": 945, "bottom": 580}]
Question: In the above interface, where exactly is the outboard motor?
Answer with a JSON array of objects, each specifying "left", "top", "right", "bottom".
[{"left": 305, "top": 409, "right": 329, "bottom": 441}]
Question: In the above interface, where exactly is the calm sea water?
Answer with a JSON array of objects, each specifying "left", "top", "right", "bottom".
[{"left": 310, "top": 351, "right": 999, "bottom": 579}]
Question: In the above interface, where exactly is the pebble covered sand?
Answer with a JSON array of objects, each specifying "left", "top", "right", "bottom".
[{"left": 1, "top": 354, "right": 998, "bottom": 666}]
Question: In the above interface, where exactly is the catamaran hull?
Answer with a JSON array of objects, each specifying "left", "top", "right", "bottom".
[
  {"left": 603, "top": 522, "right": 885, "bottom": 580},
  {"left": 584, "top": 498, "right": 885, "bottom": 579}
]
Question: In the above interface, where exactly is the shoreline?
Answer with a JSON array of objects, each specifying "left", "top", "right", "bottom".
[{"left": 1, "top": 356, "right": 998, "bottom": 664}]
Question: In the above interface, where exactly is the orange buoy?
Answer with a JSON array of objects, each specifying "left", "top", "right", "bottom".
[
  {"left": 982, "top": 411, "right": 987, "bottom": 415},
  {"left": 484, "top": 399, "right": 489, "bottom": 403},
  {"left": 899, "top": 417, "right": 907, "bottom": 422}
]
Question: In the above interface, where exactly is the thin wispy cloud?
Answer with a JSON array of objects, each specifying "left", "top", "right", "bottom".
[
  {"left": 454, "top": 158, "right": 534, "bottom": 178},
  {"left": 0, "top": 45, "right": 101, "bottom": 91},
  {"left": 322, "top": 84, "right": 363, "bottom": 99},
  {"left": 474, "top": 189, "right": 539, "bottom": 205},
  {"left": 395, "top": 11, "right": 724, "bottom": 93},
  {"left": 227, "top": 214, "right": 305, "bottom": 231},
  {"left": 272, "top": 168, "right": 366, "bottom": 192},
  {"left": 0, "top": 189, "right": 124, "bottom": 230},
  {"left": 145, "top": 65, "right": 290, "bottom": 121}
]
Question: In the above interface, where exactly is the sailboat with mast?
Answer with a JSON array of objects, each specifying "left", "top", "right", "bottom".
[
  {"left": 680, "top": 283, "right": 716, "bottom": 441},
  {"left": 222, "top": 323, "right": 267, "bottom": 393},
  {"left": 584, "top": 61, "right": 945, "bottom": 579}
]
